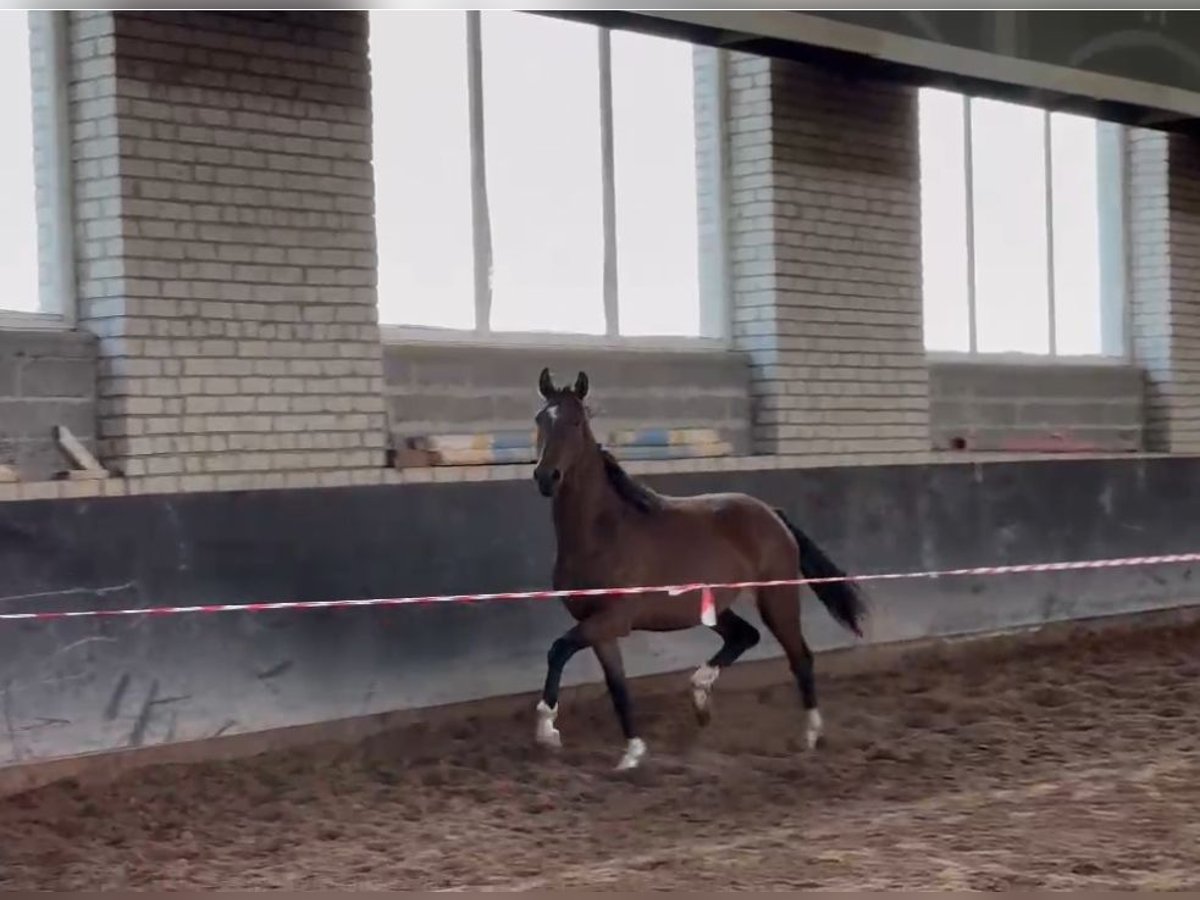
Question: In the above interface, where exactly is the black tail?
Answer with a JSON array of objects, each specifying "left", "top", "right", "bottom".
[{"left": 773, "top": 507, "right": 866, "bottom": 637}]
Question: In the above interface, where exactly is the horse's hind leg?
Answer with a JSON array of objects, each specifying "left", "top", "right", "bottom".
[
  {"left": 756, "top": 585, "right": 822, "bottom": 750},
  {"left": 692, "top": 607, "right": 760, "bottom": 725}
]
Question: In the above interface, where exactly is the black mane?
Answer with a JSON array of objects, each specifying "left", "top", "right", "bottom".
[{"left": 598, "top": 446, "right": 665, "bottom": 514}]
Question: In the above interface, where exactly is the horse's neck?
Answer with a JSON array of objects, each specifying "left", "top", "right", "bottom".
[{"left": 551, "top": 445, "right": 620, "bottom": 548}]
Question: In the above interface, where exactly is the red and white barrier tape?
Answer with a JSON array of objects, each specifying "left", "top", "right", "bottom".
[{"left": 0, "top": 551, "right": 1196, "bottom": 624}]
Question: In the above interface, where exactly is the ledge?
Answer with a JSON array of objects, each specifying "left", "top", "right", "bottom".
[{"left": 0, "top": 449, "right": 1169, "bottom": 503}]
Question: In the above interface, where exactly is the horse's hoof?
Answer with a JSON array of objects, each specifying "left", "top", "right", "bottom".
[
  {"left": 615, "top": 737, "right": 647, "bottom": 771},
  {"left": 535, "top": 700, "right": 561, "bottom": 750},
  {"left": 804, "top": 708, "right": 823, "bottom": 751},
  {"left": 690, "top": 664, "right": 719, "bottom": 727}
]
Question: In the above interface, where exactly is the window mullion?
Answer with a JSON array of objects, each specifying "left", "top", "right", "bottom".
[
  {"left": 963, "top": 94, "right": 978, "bottom": 354},
  {"left": 598, "top": 28, "right": 619, "bottom": 338},
  {"left": 1043, "top": 109, "right": 1057, "bottom": 356},
  {"left": 36, "top": 11, "right": 75, "bottom": 323},
  {"left": 1097, "top": 121, "right": 1129, "bottom": 359},
  {"left": 465, "top": 11, "right": 493, "bottom": 334}
]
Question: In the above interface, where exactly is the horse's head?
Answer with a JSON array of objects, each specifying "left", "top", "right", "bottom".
[{"left": 533, "top": 366, "right": 591, "bottom": 498}]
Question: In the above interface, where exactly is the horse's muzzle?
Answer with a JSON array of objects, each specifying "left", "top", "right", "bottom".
[{"left": 534, "top": 467, "right": 561, "bottom": 497}]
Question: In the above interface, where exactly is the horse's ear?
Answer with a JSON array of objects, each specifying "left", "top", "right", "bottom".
[
  {"left": 573, "top": 371, "right": 589, "bottom": 399},
  {"left": 538, "top": 367, "right": 555, "bottom": 399}
]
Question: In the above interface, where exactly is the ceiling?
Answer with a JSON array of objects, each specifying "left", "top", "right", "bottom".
[{"left": 540, "top": 9, "right": 1200, "bottom": 136}]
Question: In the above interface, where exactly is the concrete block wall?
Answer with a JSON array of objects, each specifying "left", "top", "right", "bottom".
[
  {"left": 0, "top": 330, "right": 97, "bottom": 479},
  {"left": 69, "top": 11, "right": 386, "bottom": 483},
  {"left": 725, "top": 53, "right": 929, "bottom": 457},
  {"left": 2, "top": 455, "right": 1198, "bottom": 768},
  {"left": 384, "top": 343, "right": 753, "bottom": 454},
  {"left": 1129, "top": 127, "right": 1200, "bottom": 454},
  {"left": 929, "top": 360, "right": 1143, "bottom": 452}
]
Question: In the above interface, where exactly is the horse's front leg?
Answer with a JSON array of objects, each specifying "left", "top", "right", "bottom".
[
  {"left": 536, "top": 624, "right": 587, "bottom": 750},
  {"left": 536, "top": 611, "right": 644, "bottom": 770},
  {"left": 593, "top": 639, "right": 646, "bottom": 771}
]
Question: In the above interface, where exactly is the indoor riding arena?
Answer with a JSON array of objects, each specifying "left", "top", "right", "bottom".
[{"left": 2, "top": 9, "right": 1200, "bottom": 891}]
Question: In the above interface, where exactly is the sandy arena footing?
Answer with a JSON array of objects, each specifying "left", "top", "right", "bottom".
[{"left": 0, "top": 617, "right": 1198, "bottom": 889}]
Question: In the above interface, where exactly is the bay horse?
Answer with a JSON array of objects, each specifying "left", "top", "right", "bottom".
[{"left": 531, "top": 368, "right": 867, "bottom": 770}]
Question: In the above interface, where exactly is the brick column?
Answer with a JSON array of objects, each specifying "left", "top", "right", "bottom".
[
  {"left": 69, "top": 11, "right": 386, "bottom": 483},
  {"left": 1128, "top": 128, "right": 1200, "bottom": 453},
  {"left": 724, "top": 53, "right": 929, "bottom": 457}
]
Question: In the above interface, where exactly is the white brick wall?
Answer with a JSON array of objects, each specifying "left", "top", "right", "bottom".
[
  {"left": 42, "top": 14, "right": 1196, "bottom": 489},
  {"left": 61, "top": 20, "right": 929, "bottom": 480},
  {"left": 70, "top": 13, "right": 126, "bottom": 364},
  {"left": 725, "top": 54, "right": 928, "bottom": 456},
  {"left": 726, "top": 51, "right": 780, "bottom": 451},
  {"left": 1129, "top": 127, "right": 1200, "bottom": 453},
  {"left": 70, "top": 11, "right": 386, "bottom": 477},
  {"left": 30, "top": 13, "right": 61, "bottom": 315},
  {"left": 1128, "top": 128, "right": 1172, "bottom": 451}
]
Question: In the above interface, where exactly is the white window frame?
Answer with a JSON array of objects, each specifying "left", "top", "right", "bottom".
[
  {"left": 0, "top": 11, "right": 75, "bottom": 331},
  {"left": 376, "top": 12, "right": 729, "bottom": 353},
  {"left": 924, "top": 92, "right": 1130, "bottom": 365}
]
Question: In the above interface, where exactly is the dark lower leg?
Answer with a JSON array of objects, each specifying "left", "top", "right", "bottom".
[
  {"left": 777, "top": 632, "right": 822, "bottom": 748},
  {"left": 593, "top": 641, "right": 635, "bottom": 740},
  {"left": 757, "top": 587, "right": 822, "bottom": 745},
  {"left": 541, "top": 628, "right": 586, "bottom": 709},
  {"left": 604, "top": 673, "right": 635, "bottom": 740},
  {"left": 707, "top": 610, "right": 761, "bottom": 669},
  {"left": 792, "top": 642, "right": 817, "bottom": 711}
]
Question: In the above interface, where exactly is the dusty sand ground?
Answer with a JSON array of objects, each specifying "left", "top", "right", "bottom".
[{"left": 0, "top": 618, "right": 1198, "bottom": 890}]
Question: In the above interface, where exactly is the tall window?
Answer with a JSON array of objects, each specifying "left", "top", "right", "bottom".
[
  {"left": 370, "top": 13, "right": 474, "bottom": 331},
  {"left": 0, "top": 12, "right": 40, "bottom": 316},
  {"left": 482, "top": 13, "right": 605, "bottom": 334},
  {"left": 918, "top": 88, "right": 1119, "bottom": 357},
  {"left": 611, "top": 29, "right": 701, "bottom": 337},
  {"left": 369, "top": 11, "right": 707, "bottom": 339}
]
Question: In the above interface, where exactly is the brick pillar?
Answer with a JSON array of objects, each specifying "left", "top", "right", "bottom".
[
  {"left": 725, "top": 54, "right": 929, "bottom": 457},
  {"left": 69, "top": 11, "right": 386, "bottom": 482},
  {"left": 1129, "top": 128, "right": 1200, "bottom": 453}
]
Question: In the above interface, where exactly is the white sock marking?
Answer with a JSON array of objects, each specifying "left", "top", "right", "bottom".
[
  {"left": 535, "top": 700, "right": 561, "bottom": 749},
  {"left": 805, "top": 707, "right": 823, "bottom": 750},
  {"left": 615, "top": 737, "right": 647, "bottom": 771},
  {"left": 690, "top": 664, "right": 720, "bottom": 713}
]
